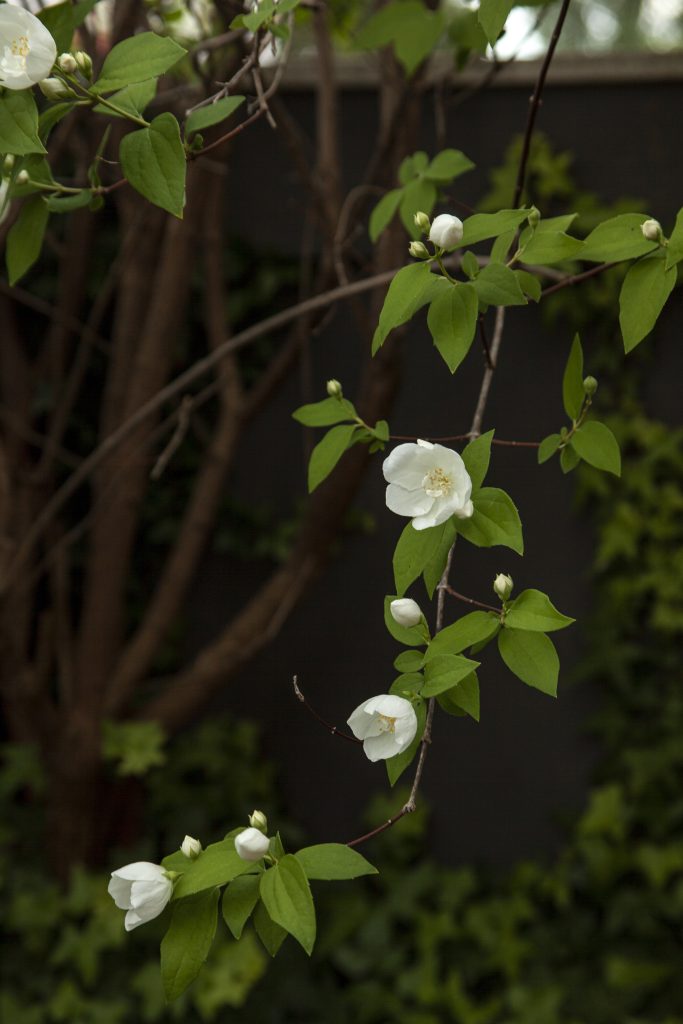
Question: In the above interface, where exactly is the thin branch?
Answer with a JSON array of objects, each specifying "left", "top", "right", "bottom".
[
  {"left": 389, "top": 432, "right": 540, "bottom": 447},
  {"left": 293, "top": 676, "right": 362, "bottom": 744},
  {"left": 439, "top": 584, "right": 501, "bottom": 614},
  {"left": 149, "top": 395, "right": 194, "bottom": 480},
  {"left": 542, "top": 261, "right": 615, "bottom": 296}
]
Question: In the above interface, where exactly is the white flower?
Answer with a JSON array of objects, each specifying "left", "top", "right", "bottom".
[
  {"left": 347, "top": 694, "right": 418, "bottom": 762},
  {"left": 57, "top": 52, "right": 77, "bottom": 74},
  {"left": 108, "top": 862, "right": 173, "bottom": 932},
  {"left": 429, "top": 213, "right": 463, "bottom": 250},
  {"left": 383, "top": 439, "right": 474, "bottom": 530},
  {"left": 326, "top": 378, "right": 342, "bottom": 398},
  {"left": 0, "top": 5, "right": 57, "bottom": 91},
  {"left": 38, "top": 76, "right": 71, "bottom": 100},
  {"left": 234, "top": 827, "right": 270, "bottom": 861},
  {"left": 493, "top": 573, "right": 513, "bottom": 600},
  {"left": 390, "top": 597, "right": 423, "bottom": 628},
  {"left": 641, "top": 218, "right": 662, "bottom": 242},
  {"left": 248, "top": 809, "right": 268, "bottom": 832},
  {"left": 180, "top": 834, "right": 202, "bottom": 859}
]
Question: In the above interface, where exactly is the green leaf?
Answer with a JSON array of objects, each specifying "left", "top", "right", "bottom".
[
  {"left": 580, "top": 213, "right": 658, "bottom": 262},
  {"left": 571, "top": 421, "right": 621, "bottom": 476},
  {"left": 437, "top": 670, "right": 480, "bottom": 720},
  {"left": 119, "top": 113, "right": 186, "bottom": 217},
  {"left": 369, "top": 187, "right": 403, "bottom": 242},
  {"left": 461, "top": 250, "right": 480, "bottom": 280},
  {"left": 505, "top": 589, "right": 574, "bottom": 632},
  {"left": 94, "top": 32, "right": 186, "bottom": 92},
  {"left": 477, "top": 0, "right": 514, "bottom": 44},
  {"left": 560, "top": 442, "right": 579, "bottom": 474},
  {"left": 259, "top": 856, "right": 316, "bottom": 955},
  {"left": 0, "top": 91, "right": 45, "bottom": 156},
  {"left": 562, "top": 334, "right": 584, "bottom": 420},
  {"left": 39, "top": 102, "right": 74, "bottom": 143},
  {"left": 515, "top": 269, "right": 541, "bottom": 302},
  {"left": 93, "top": 80, "right": 158, "bottom": 119},
  {"left": 520, "top": 227, "right": 583, "bottom": 265},
  {"left": 498, "top": 629, "right": 559, "bottom": 696},
  {"left": 424, "top": 148, "right": 475, "bottom": 183},
  {"left": 665, "top": 207, "right": 683, "bottom": 270},
  {"left": 537, "top": 433, "right": 561, "bottom": 465},
  {"left": 307, "top": 423, "right": 359, "bottom": 492},
  {"left": 390, "top": 671, "right": 424, "bottom": 697},
  {"left": 294, "top": 844, "right": 377, "bottom": 881},
  {"left": 185, "top": 96, "right": 245, "bottom": 136},
  {"left": 372, "top": 263, "right": 446, "bottom": 353},
  {"left": 387, "top": 699, "right": 426, "bottom": 785},
  {"left": 292, "top": 396, "right": 356, "bottom": 427},
  {"left": 393, "top": 521, "right": 448, "bottom": 597},
  {"left": 472, "top": 263, "right": 527, "bottom": 307},
  {"left": 426, "top": 610, "right": 500, "bottom": 659},
  {"left": 398, "top": 151, "right": 428, "bottom": 185},
  {"left": 355, "top": 1, "right": 443, "bottom": 76},
  {"left": 253, "top": 901, "right": 287, "bottom": 956},
  {"left": 422, "top": 517, "right": 457, "bottom": 598},
  {"left": 456, "top": 487, "right": 524, "bottom": 554},
  {"left": 461, "top": 209, "right": 529, "bottom": 247},
  {"left": 6, "top": 197, "right": 49, "bottom": 285},
  {"left": 422, "top": 653, "right": 480, "bottom": 697},
  {"left": 221, "top": 875, "right": 260, "bottom": 940},
  {"left": 384, "top": 595, "right": 427, "bottom": 647},
  {"left": 172, "top": 839, "right": 255, "bottom": 900},
  {"left": 161, "top": 888, "right": 219, "bottom": 1001},
  {"left": 461, "top": 430, "right": 494, "bottom": 491},
  {"left": 426, "top": 283, "right": 479, "bottom": 373},
  {"left": 38, "top": 1, "right": 74, "bottom": 52},
  {"left": 394, "top": 649, "right": 424, "bottom": 673},
  {"left": 44, "top": 191, "right": 93, "bottom": 213},
  {"left": 619, "top": 256, "right": 677, "bottom": 353},
  {"left": 399, "top": 178, "right": 437, "bottom": 237}
]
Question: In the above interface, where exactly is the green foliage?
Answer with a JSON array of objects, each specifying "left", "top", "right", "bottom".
[
  {"left": 93, "top": 33, "right": 187, "bottom": 93},
  {"left": 259, "top": 855, "right": 316, "bottom": 955},
  {"left": 0, "top": 90, "right": 45, "bottom": 156},
  {"left": 455, "top": 486, "right": 524, "bottom": 555},
  {"left": 477, "top": 0, "right": 515, "bottom": 45},
  {"left": 426, "top": 282, "right": 479, "bottom": 373},
  {"left": 619, "top": 255, "right": 678, "bottom": 352},
  {"left": 6, "top": 195, "right": 49, "bottom": 284},
  {"left": 504, "top": 589, "right": 574, "bottom": 632},
  {"left": 161, "top": 889, "right": 220, "bottom": 1001},
  {"left": 119, "top": 114, "right": 186, "bottom": 218},
  {"left": 185, "top": 97, "right": 245, "bottom": 137},
  {"left": 497, "top": 627, "right": 560, "bottom": 696},
  {"left": 294, "top": 844, "right": 377, "bottom": 881},
  {"left": 102, "top": 720, "right": 166, "bottom": 777},
  {"left": 354, "top": 0, "right": 444, "bottom": 76}
]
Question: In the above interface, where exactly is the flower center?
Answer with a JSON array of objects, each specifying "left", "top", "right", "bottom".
[
  {"left": 422, "top": 466, "right": 453, "bottom": 498},
  {"left": 377, "top": 714, "right": 396, "bottom": 734},
  {"left": 2, "top": 35, "right": 31, "bottom": 74}
]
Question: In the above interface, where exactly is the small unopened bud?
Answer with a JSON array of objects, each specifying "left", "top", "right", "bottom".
[
  {"left": 493, "top": 573, "right": 513, "bottom": 601},
  {"left": 390, "top": 598, "right": 423, "bottom": 629},
  {"left": 57, "top": 53, "right": 78, "bottom": 74},
  {"left": 234, "top": 827, "right": 270, "bottom": 862},
  {"left": 641, "top": 218, "right": 662, "bottom": 243},
  {"left": 326, "top": 378, "right": 343, "bottom": 399},
  {"left": 15, "top": 170, "right": 30, "bottom": 186},
  {"left": 74, "top": 51, "right": 93, "bottom": 78},
  {"left": 428, "top": 213, "right": 464, "bottom": 250},
  {"left": 3, "top": 154, "right": 15, "bottom": 175},
  {"left": 408, "top": 240, "right": 429, "bottom": 260},
  {"left": 180, "top": 835, "right": 202, "bottom": 859},
  {"left": 583, "top": 376, "right": 598, "bottom": 397},
  {"left": 248, "top": 809, "right": 268, "bottom": 833},
  {"left": 413, "top": 210, "right": 431, "bottom": 234},
  {"left": 527, "top": 206, "right": 541, "bottom": 229},
  {"left": 38, "top": 77, "right": 72, "bottom": 100}
]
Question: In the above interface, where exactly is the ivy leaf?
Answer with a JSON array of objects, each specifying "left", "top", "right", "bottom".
[
  {"left": 253, "top": 901, "right": 287, "bottom": 956},
  {"left": 422, "top": 653, "right": 480, "bottom": 697},
  {"left": 372, "top": 263, "right": 446, "bottom": 353},
  {"left": 6, "top": 197, "right": 49, "bottom": 285},
  {"left": 292, "top": 396, "right": 356, "bottom": 427},
  {"left": 307, "top": 423, "right": 360, "bottom": 492},
  {"left": 571, "top": 421, "right": 621, "bottom": 476},
  {"left": 387, "top": 699, "right": 426, "bottom": 785},
  {"left": 393, "top": 521, "right": 448, "bottom": 596},
  {"left": 426, "top": 610, "right": 500, "bottom": 659},
  {"left": 0, "top": 90, "right": 46, "bottom": 156},
  {"left": 562, "top": 334, "right": 584, "bottom": 420},
  {"left": 221, "top": 875, "right": 260, "bottom": 940},
  {"left": 426, "top": 283, "right": 479, "bottom": 372},
  {"left": 498, "top": 628, "right": 559, "bottom": 696},
  {"left": 161, "top": 888, "right": 219, "bottom": 1001},
  {"left": 424, "top": 148, "right": 474, "bottom": 183},
  {"left": 477, "top": 0, "right": 514, "bottom": 44},
  {"left": 456, "top": 487, "right": 524, "bottom": 554},
  {"left": 94, "top": 33, "right": 186, "bottom": 92},
  {"left": 472, "top": 263, "right": 527, "bottom": 307},
  {"left": 259, "top": 856, "right": 316, "bottom": 955},
  {"left": 581, "top": 213, "right": 658, "bottom": 262},
  {"left": 119, "top": 113, "right": 186, "bottom": 218},
  {"left": 537, "top": 433, "right": 562, "bottom": 465},
  {"left": 505, "top": 589, "right": 574, "bottom": 632},
  {"left": 185, "top": 96, "right": 245, "bottom": 136},
  {"left": 369, "top": 187, "right": 403, "bottom": 242},
  {"left": 461, "top": 430, "right": 494, "bottom": 491},
  {"left": 461, "top": 209, "right": 529, "bottom": 247},
  {"left": 294, "top": 844, "right": 377, "bottom": 881},
  {"left": 619, "top": 256, "right": 677, "bottom": 353}
]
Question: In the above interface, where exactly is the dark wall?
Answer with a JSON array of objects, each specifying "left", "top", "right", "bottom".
[{"left": 186, "top": 69, "right": 683, "bottom": 867}]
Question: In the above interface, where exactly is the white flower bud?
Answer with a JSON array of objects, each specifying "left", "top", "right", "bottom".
[
  {"left": 74, "top": 50, "right": 93, "bottom": 78},
  {"left": 38, "top": 77, "right": 72, "bottom": 100},
  {"left": 57, "top": 52, "right": 77, "bottom": 74},
  {"left": 493, "top": 573, "right": 513, "bottom": 601},
  {"left": 15, "top": 169, "right": 30, "bottom": 186},
  {"left": 108, "top": 862, "right": 173, "bottom": 931},
  {"left": 428, "top": 213, "right": 464, "bottom": 250},
  {"left": 234, "top": 827, "right": 270, "bottom": 862},
  {"left": 413, "top": 210, "right": 431, "bottom": 233},
  {"left": 641, "top": 218, "right": 662, "bottom": 242},
  {"left": 248, "top": 809, "right": 268, "bottom": 832},
  {"left": 180, "top": 834, "right": 202, "bottom": 859},
  {"left": 3, "top": 154, "right": 15, "bottom": 175},
  {"left": 326, "top": 379, "right": 342, "bottom": 399},
  {"left": 408, "top": 240, "right": 429, "bottom": 259},
  {"left": 528, "top": 206, "right": 541, "bottom": 228},
  {"left": 582, "top": 375, "right": 598, "bottom": 397},
  {"left": 390, "top": 597, "right": 423, "bottom": 628}
]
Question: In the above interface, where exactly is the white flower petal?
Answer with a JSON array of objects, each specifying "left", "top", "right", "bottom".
[
  {"left": 383, "top": 443, "right": 433, "bottom": 488},
  {"left": 363, "top": 732, "right": 402, "bottom": 762},
  {"left": 385, "top": 482, "right": 434, "bottom": 517},
  {"left": 124, "top": 908, "right": 145, "bottom": 931},
  {"left": 107, "top": 875, "right": 133, "bottom": 910},
  {"left": 129, "top": 878, "right": 171, "bottom": 910},
  {"left": 109, "top": 861, "right": 172, "bottom": 930},
  {"left": 111, "top": 861, "right": 167, "bottom": 883}
]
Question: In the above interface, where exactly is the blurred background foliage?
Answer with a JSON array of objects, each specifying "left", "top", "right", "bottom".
[{"left": 2, "top": 135, "right": 682, "bottom": 1022}]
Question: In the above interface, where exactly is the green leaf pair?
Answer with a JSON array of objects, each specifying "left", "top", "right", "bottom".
[
  {"left": 292, "top": 395, "right": 388, "bottom": 492},
  {"left": 496, "top": 588, "right": 574, "bottom": 697}
]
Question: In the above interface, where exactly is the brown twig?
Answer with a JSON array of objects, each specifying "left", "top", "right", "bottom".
[
  {"left": 440, "top": 585, "right": 501, "bottom": 614},
  {"left": 293, "top": 676, "right": 362, "bottom": 744},
  {"left": 542, "top": 261, "right": 615, "bottom": 296},
  {"left": 150, "top": 395, "right": 194, "bottom": 480},
  {"left": 389, "top": 432, "right": 540, "bottom": 447}
]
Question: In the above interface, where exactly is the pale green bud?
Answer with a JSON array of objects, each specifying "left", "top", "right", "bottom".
[
  {"left": 74, "top": 51, "right": 93, "bottom": 78},
  {"left": 38, "top": 77, "right": 72, "bottom": 100},
  {"left": 248, "top": 809, "right": 268, "bottom": 833},
  {"left": 413, "top": 210, "right": 431, "bottom": 233},
  {"left": 493, "top": 573, "right": 513, "bottom": 601},
  {"left": 528, "top": 206, "right": 541, "bottom": 228},
  {"left": 180, "top": 834, "right": 202, "bottom": 859},
  {"left": 15, "top": 170, "right": 29, "bottom": 186},
  {"left": 408, "top": 240, "right": 429, "bottom": 259},
  {"left": 326, "top": 379, "right": 343, "bottom": 399},
  {"left": 57, "top": 53, "right": 78, "bottom": 74},
  {"left": 3, "top": 154, "right": 15, "bottom": 175},
  {"left": 583, "top": 376, "right": 598, "bottom": 397},
  {"left": 641, "top": 218, "right": 662, "bottom": 243}
]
